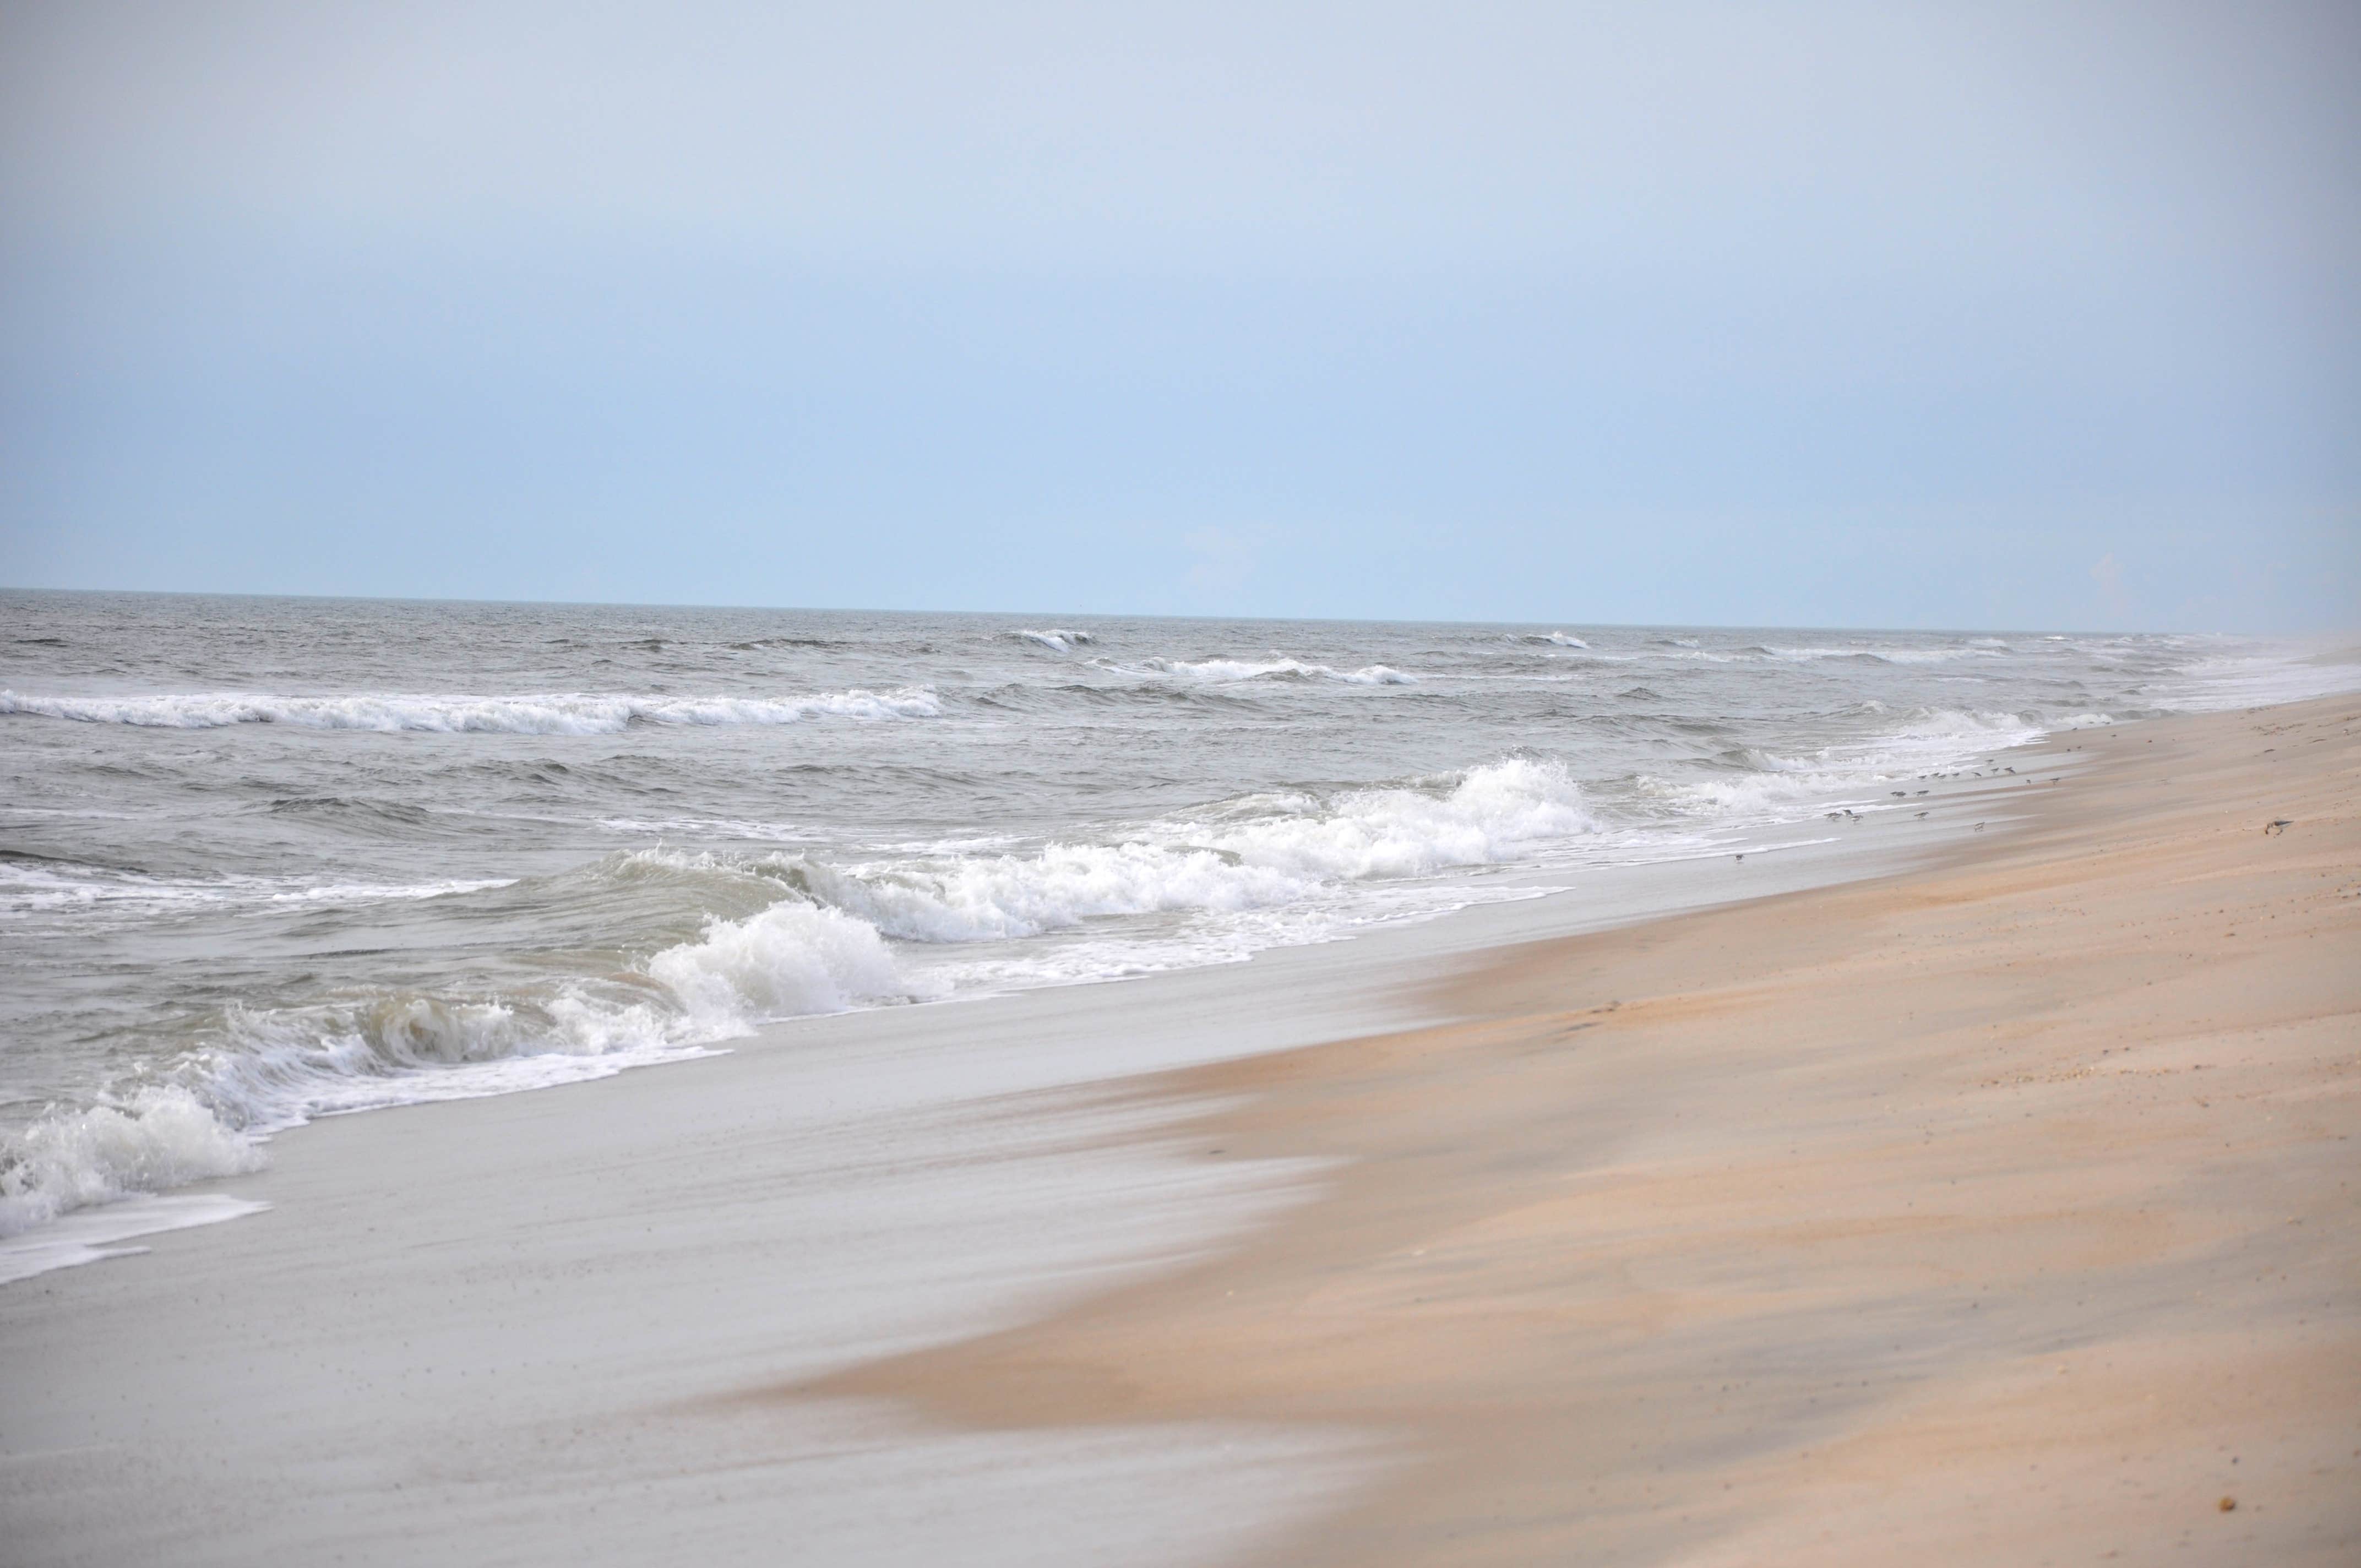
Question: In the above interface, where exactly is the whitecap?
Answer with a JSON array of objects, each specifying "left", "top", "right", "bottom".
[
  {"left": 0, "top": 687, "right": 942, "bottom": 733},
  {"left": 0, "top": 892, "right": 911, "bottom": 1245},
  {"left": 793, "top": 758, "right": 1595, "bottom": 945},
  {"left": 1138, "top": 657, "right": 1416, "bottom": 685},
  {"left": 1013, "top": 628, "right": 1094, "bottom": 652}
]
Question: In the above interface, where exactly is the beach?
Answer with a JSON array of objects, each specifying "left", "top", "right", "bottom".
[
  {"left": 11, "top": 4, "right": 2358, "bottom": 1560},
  {"left": 3, "top": 691, "right": 2355, "bottom": 1564},
  {"left": 824, "top": 692, "right": 2361, "bottom": 1563}
]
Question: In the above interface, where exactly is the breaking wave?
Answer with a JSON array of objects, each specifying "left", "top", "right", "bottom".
[
  {"left": 9, "top": 603, "right": 2347, "bottom": 1284},
  {"left": 0, "top": 687, "right": 942, "bottom": 733},
  {"left": 1636, "top": 706, "right": 2055, "bottom": 820},
  {"left": 794, "top": 756, "right": 1595, "bottom": 943},
  {"left": 0, "top": 757, "right": 1593, "bottom": 1239},
  {"left": 0, "top": 894, "right": 905, "bottom": 1239},
  {"left": 1136, "top": 657, "right": 1417, "bottom": 685},
  {"left": 1012, "top": 628, "right": 1094, "bottom": 652},
  {"left": 0, "top": 858, "right": 514, "bottom": 919}
]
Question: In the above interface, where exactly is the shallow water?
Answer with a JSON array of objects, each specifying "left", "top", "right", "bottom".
[{"left": 1, "top": 589, "right": 2348, "bottom": 1246}]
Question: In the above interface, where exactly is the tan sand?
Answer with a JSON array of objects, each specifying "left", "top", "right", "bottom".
[{"left": 802, "top": 694, "right": 2361, "bottom": 1565}]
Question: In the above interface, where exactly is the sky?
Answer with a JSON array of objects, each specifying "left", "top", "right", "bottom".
[{"left": 2, "top": 1, "right": 2355, "bottom": 632}]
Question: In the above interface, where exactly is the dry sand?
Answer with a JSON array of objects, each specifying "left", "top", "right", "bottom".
[{"left": 803, "top": 694, "right": 2361, "bottom": 1565}]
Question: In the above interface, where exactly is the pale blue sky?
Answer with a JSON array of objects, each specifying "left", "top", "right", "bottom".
[{"left": 3, "top": 2, "right": 2354, "bottom": 630}]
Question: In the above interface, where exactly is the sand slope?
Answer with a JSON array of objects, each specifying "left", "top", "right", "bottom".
[{"left": 808, "top": 696, "right": 2361, "bottom": 1565}]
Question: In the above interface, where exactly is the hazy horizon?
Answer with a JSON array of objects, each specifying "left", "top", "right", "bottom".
[
  {"left": 9, "top": 580, "right": 2359, "bottom": 643},
  {"left": 5, "top": 2, "right": 2355, "bottom": 633}
]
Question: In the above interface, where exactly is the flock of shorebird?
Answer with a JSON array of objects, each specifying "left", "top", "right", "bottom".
[{"left": 1734, "top": 748, "right": 2098, "bottom": 865}]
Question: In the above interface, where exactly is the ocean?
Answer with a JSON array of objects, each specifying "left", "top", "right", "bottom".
[{"left": 1, "top": 590, "right": 2349, "bottom": 1267}]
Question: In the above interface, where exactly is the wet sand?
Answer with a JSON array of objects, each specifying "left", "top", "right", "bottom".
[{"left": 805, "top": 694, "right": 2361, "bottom": 1565}]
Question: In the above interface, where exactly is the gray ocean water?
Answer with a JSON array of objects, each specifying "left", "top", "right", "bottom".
[{"left": 1, "top": 590, "right": 2349, "bottom": 1254}]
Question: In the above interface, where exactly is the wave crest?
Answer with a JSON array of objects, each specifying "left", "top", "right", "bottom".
[
  {"left": 1138, "top": 657, "right": 1416, "bottom": 685},
  {"left": 1012, "top": 628, "right": 1094, "bottom": 652},
  {"left": 788, "top": 757, "right": 1595, "bottom": 943},
  {"left": 0, "top": 1087, "right": 264, "bottom": 1238},
  {"left": 1, "top": 756, "right": 1591, "bottom": 1246},
  {"left": 0, "top": 893, "right": 907, "bottom": 1240},
  {"left": 0, "top": 687, "right": 942, "bottom": 733}
]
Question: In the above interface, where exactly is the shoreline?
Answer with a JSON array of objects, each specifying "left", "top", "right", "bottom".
[
  {"left": 0, "top": 705, "right": 2032, "bottom": 1287},
  {"left": 801, "top": 693, "right": 2361, "bottom": 1564},
  {"left": 10, "top": 750, "right": 1952, "bottom": 1566},
  {"left": 2, "top": 693, "right": 2352, "bottom": 1564}
]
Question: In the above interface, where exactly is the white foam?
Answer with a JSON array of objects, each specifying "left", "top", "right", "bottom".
[
  {"left": 0, "top": 892, "right": 913, "bottom": 1253},
  {"left": 0, "top": 1085, "right": 266, "bottom": 1238},
  {"left": 264, "top": 878, "right": 516, "bottom": 905},
  {"left": 0, "top": 1193, "right": 269, "bottom": 1286},
  {"left": 2152, "top": 645, "right": 2361, "bottom": 711},
  {"left": 1869, "top": 645, "right": 2006, "bottom": 665},
  {"left": 646, "top": 899, "right": 909, "bottom": 1030},
  {"left": 600, "top": 815, "right": 817, "bottom": 842},
  {"left": 0, "top": 862, "right": 513, "bottom": 918},
  {"left": 0, "top": 687, "right": 942, "bottom": 733},
  {"left": 1137, "top": 657, "right": 1416, "bottom": 685},
  {"left": 195, "top": 899, "right": 910, "bottom": 1125},
  {"left": 0, "top": 861, "right": 238, "bottom": 916},
  {"left": 799, "top": 758, "right": 1597, "bottom": 944},
  {"left": 1644, "top": 643, "right": 2005, "bottom": 666},
  {"left": 1014, "top": 629, "right": 1094, "bottom": 652},
  {"left": 1638, "top": 706, "right": 2052, "bottom": 824}
]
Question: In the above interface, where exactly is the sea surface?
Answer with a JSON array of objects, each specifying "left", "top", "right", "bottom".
[{"left": 2, "top": 591, "right": 2350, "bottom": 1261}]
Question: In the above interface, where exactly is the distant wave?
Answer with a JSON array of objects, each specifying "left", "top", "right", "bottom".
[
  {"left": 0, "top": 857, "right": 514, "bottom": 918},
  {"left": 1011, "top": 628, "right": 1094, "bottom": 652},
  {"left": 10, "top": 605, "right": 2349, "bottom": 1281},
  {"left": 1136, "top": 656, "right": 1417, "bottom": 685},
  {"left": 0, "top": 687, "right": 942, "bottom": 733},
  {"left": 1629, "top": 643, "right": 2010, "bottom": 667},
  {"left": 1765, "top": 644, "right": 2003, "bottom": 665}
]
